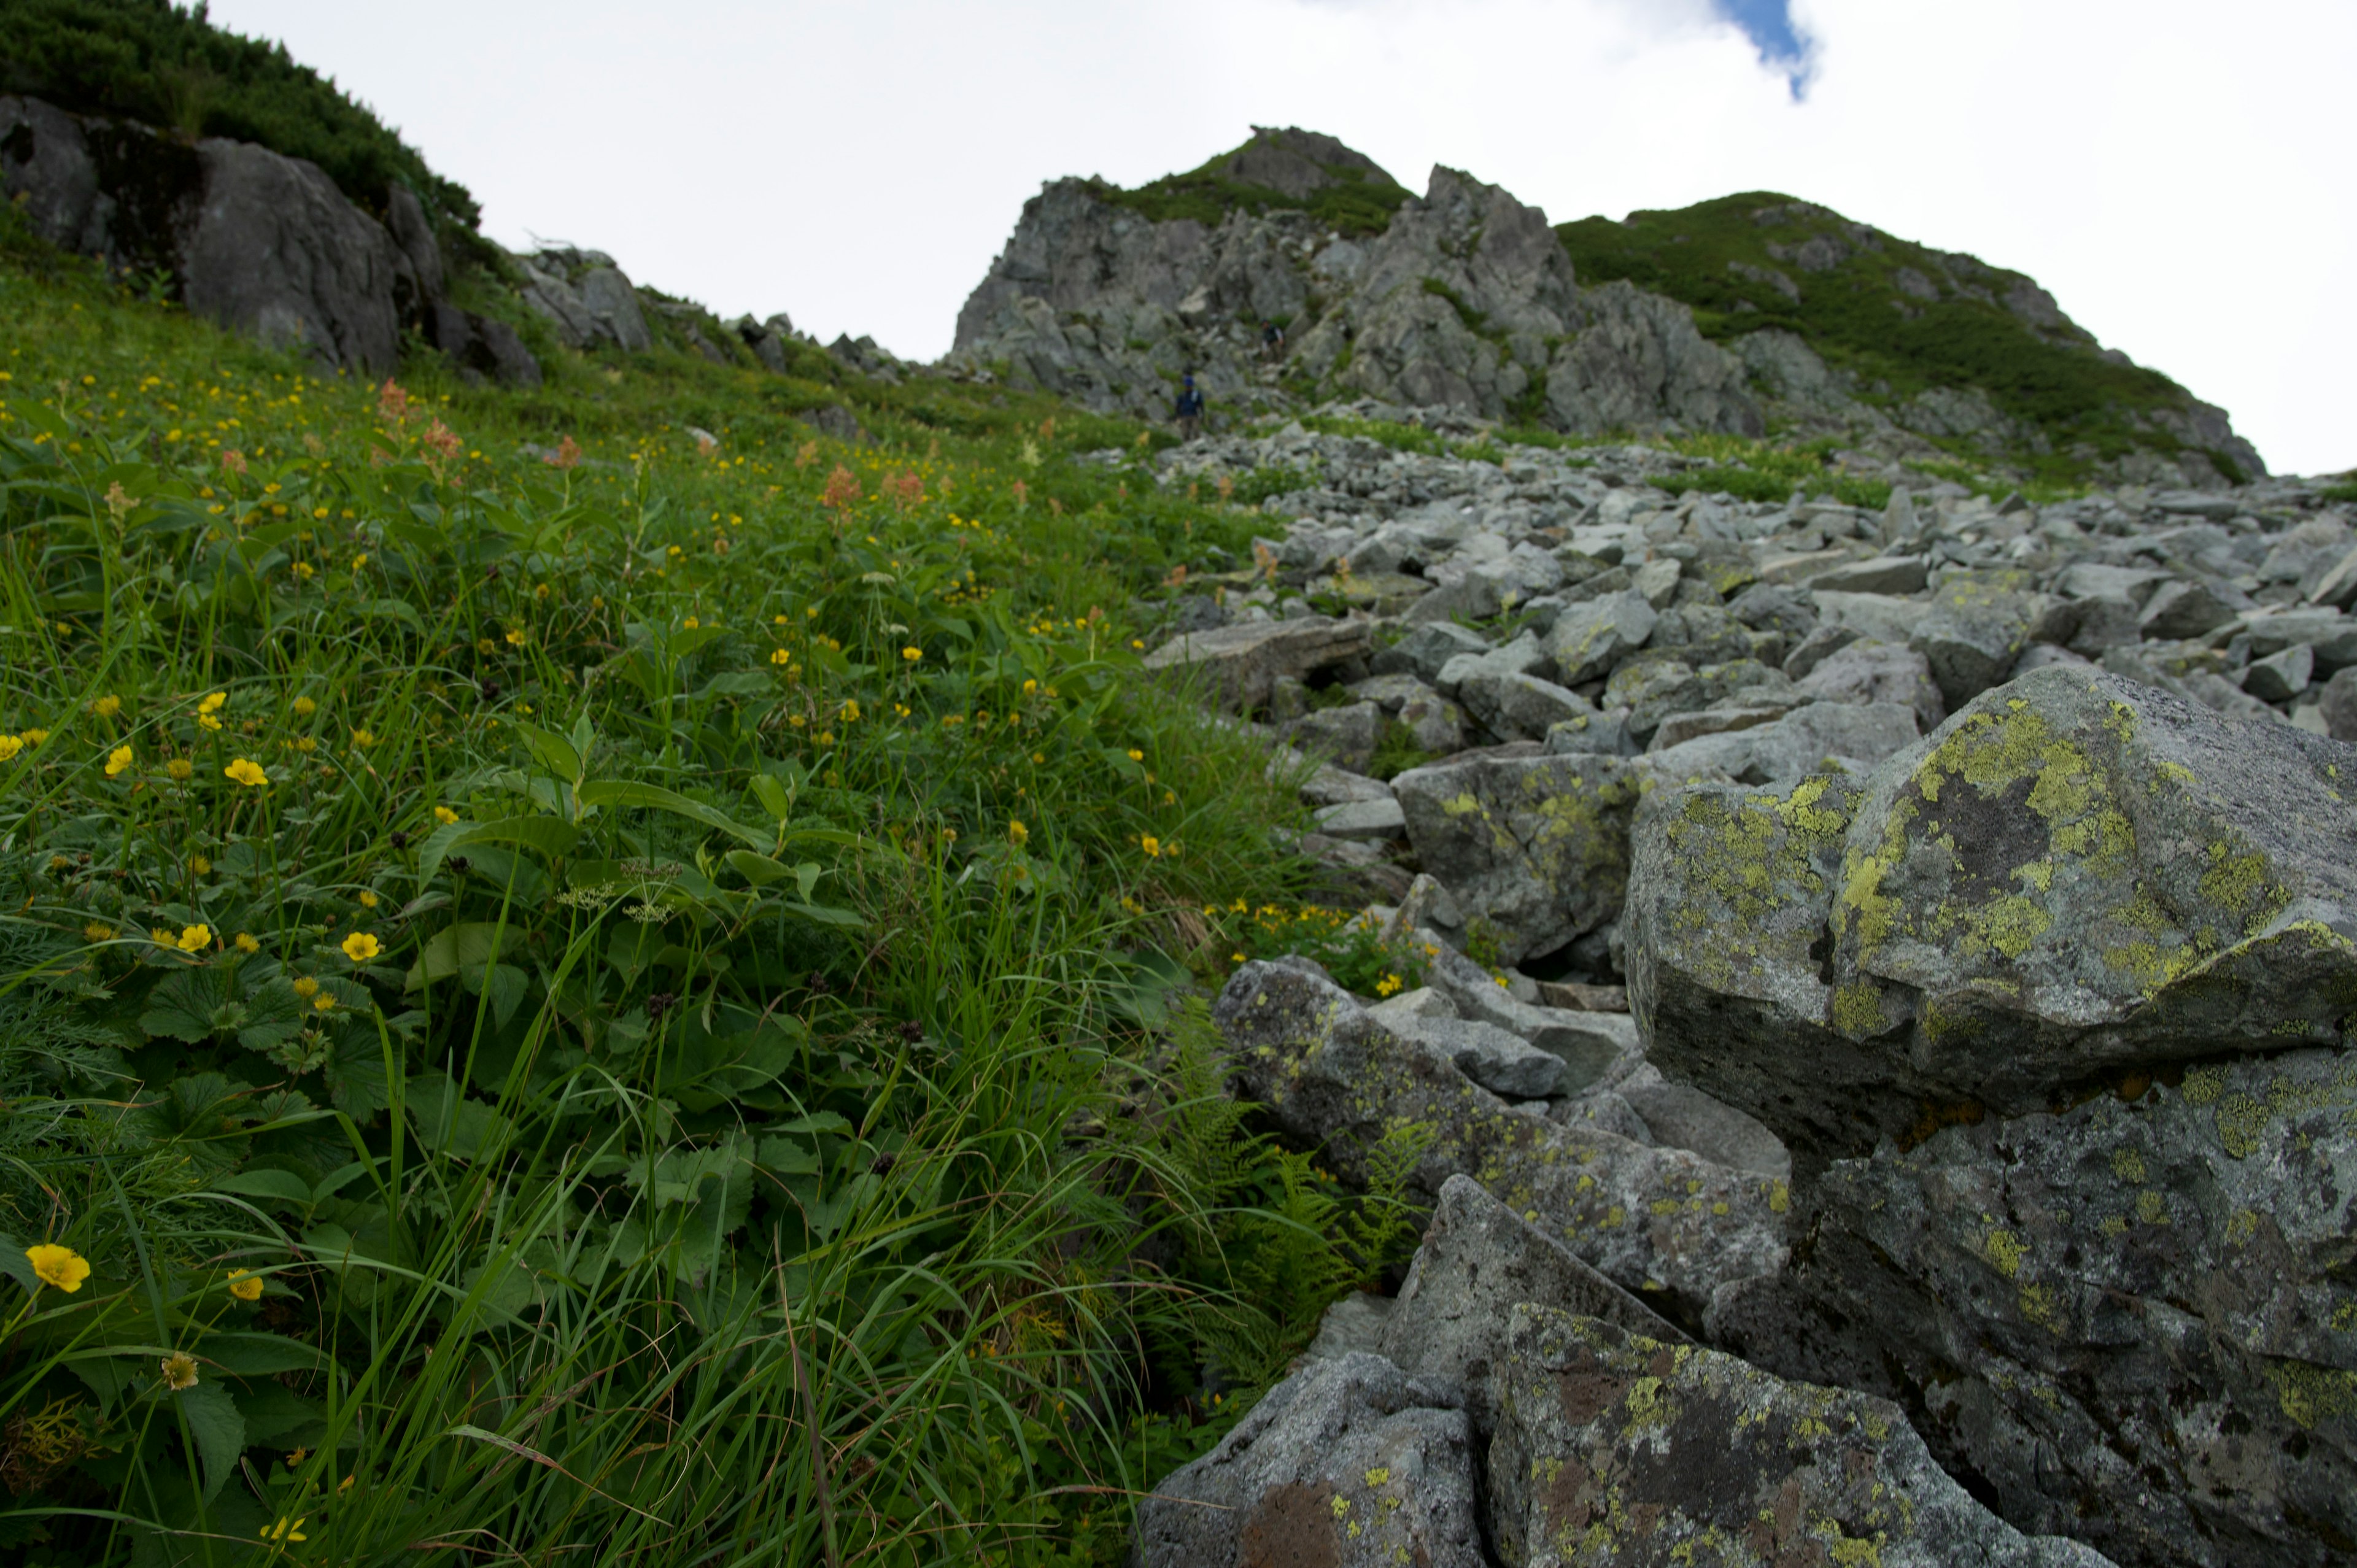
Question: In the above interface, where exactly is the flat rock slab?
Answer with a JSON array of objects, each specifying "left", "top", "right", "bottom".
[
  {"left": 1387, "top": 1014, "right": 1568, "bottom": 1099},
  {"left": 1811, "top": 553, "right": 1930, "bottom": 594},
  {"left": 1144, "top": 616, "right": 1371, "bottom": 711},
  {"left": 1627, "top": 665, "right": 2357, "bottom": 1154},
  {"left": 1315, "top": 795, "right": 1407, "bottom": 841},
  {"left": 1134, "top": 1351, "right": 1486, "bottom": 1568},
  {"left": 1487, "top": 1305, "right": 2117, "bottom": 1568},
  {"left": 1217, "top": 961, "right": 1787, "bottom": 1320}
]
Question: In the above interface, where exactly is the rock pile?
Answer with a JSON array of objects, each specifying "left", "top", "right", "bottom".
[{"left": 1136, "top": 423, "right": 2357, "bottom": 1566}]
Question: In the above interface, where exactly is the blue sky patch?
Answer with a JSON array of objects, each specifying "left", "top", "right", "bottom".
[{"left": 1713, "top": 0, "right": 1815, "bottom": 97}]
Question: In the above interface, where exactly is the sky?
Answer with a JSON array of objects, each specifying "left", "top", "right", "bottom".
[{"left": 207, "top": 0, "right": 2352, "bottom": 476}]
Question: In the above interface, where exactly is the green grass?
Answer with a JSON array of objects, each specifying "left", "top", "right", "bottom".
[
  {"left": 1640, "top": 434, "right": 1892, "bottom": 511},
  {"left": 0, "top": 0, "right": 477, "bottom": 236},
  {"left": 1557, "top": 192, "right": 2210, "bottom": 484},
  {"left": 0, "top": 233, "right": 1435, "bottom": 1565},
  {"left": 1099, "top": 134, "right": 1412, "bottom": 239}
]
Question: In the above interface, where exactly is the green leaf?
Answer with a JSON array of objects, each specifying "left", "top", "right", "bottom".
[
  {"left": 207, "top": 1169, "right": 314, "bottom": 1210},
  {"left": 0, "top": 1233, "right": 39, "bottom": 1299},
  {"left": 724, "top": 850, "right": 789, "bottom": 886},
  {"left": 406, "top": 922, "right": 519, "bottom": 988},
  {"left": 576, "top": 779, "right": 769, "bottom": 850},
  {"left": 324, "top": 1023, "right": 391, "bottom": 1122},
  {"left": 748, "top": 772, "right": 793, "bottom": 824},
  {"left": 176, "top": 1381, "right": 244, "bottom": 1501},
  {"left": 514, "top": 720, "right": 582, "bottom": 782},
  {"left": 200, "top": 1331, "right": 327, "bottom": 1376},
  {"left": 418, "top": 816, "right": 583, "bottom": 883},
  {"left": 139, "top": 965, "right": 234, "bottom": 1043}
]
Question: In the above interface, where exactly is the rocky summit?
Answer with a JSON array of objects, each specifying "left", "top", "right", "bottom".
[{"left": 1126, "top": 388, "right": 2355, "bottom": 1563}]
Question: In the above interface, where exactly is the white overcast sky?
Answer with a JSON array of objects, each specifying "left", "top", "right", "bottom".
[{"left": 208, "top": 0, "right": 2351, "bottom": 476}]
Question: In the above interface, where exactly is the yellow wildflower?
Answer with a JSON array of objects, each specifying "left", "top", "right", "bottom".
[
  {"left": 357, "top": 890, "right": 378, "bottom": 909},
  {"left": 93, "top": 695, "right": 122, "bottom": 718},
  {"left": 225, "top": 759, "right": 268, "bottom": 787},
  {"left": 105, "top": 744, "right": 133, "bottom": 776},
  {"left": 1140, "top": 835, "right": 1162, "bottom": 859},
  {"left": 291, "top": 976, "right": 319, "bottom": 998},
  {"left": 152, "top": 927, "right": 176, "bottom": 946},
  {"left": 1127, "top": 749, "right": 1144, "bottom": 762},
  {"left": 293, "top": 696, "right": 316, "bottom": 716},
  {"left": 191, "top": 855, "right": 211, "bottom": 875},
  {"left": 901, "top": 646, "right": 922, "bottom": 662},
  {"left": 235, "top": 932, "right": 260, "bottom": 954},
  {"left": 770, "top": 648, "right": 791, "bottom": 666},
  {"left": 84, "top": 922, "right": 115, "bottom": 943},
  {"left": 227, "top": 1269, "right": 263, "bottom": 1302},
  {"left": 350, "top": 728, "right": 375, "bottom": 747},
  {"left": 1375, "top": 973, "right": 1404, "bottom": 998},
  {"left": 311, "top": 994, "right": 336, "bottom": 1013},
  {"left": 505, "top": 628, "right": 526, "bottom": 646},
  {"left": 198, "top": 692, "right": 226, "bottom": 716},
  {"left": 26, "top": 1243, "right": 90, "bottom": 1292},
  {"left": 0, "top": 735, "right": 22, "bottom": 762},
  {"left": 433, "top": 806, "right": 459, "bottom": 824},
  {"left": 176, "top": 925, "right": 211, "bottom": 953},
  {"left": 168, "top": 757, "right": 193, "bottom": 781},
  {"left": 160, "top": 1352, "right": 199, "bottom": 1392},
  {"left": 341, "top": 932, "right": 381, "bottom": 962},
  {"left": 259, "top": 1518, "right": 306, "bottom": 1545},
  {"left": 1008, "top": 820, "right": 1029, "bottom": 845}
]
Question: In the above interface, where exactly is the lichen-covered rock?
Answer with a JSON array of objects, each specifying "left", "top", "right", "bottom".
[
  {"left": 1391, "top": 753, "right": 1641, "bottom": 964},
  {"left": 1911, "top": 570, "right": 2049, "bottom": 708},
  {"left": 1544, "top": 590, "right": 1658, "bottom": 686},
  {"left": 1132, "top": 1351, "right": 1485, "bottom": 1568},
  {"left": 1793, "top": 636, "right": 1946, "bottom": 730},
  {"left": 1644, "top": 699, "right": 1920, "bottom": 786},
  {"left": 1714, "top": 1048, "right": 2356, "bottom": 1568},
  {"left": 1282, "top": 699, "right": 1379, "bottom": 772},
  {"left": 1216, "top": 962, "right": 1787, "bottom": 1320},
  {"left": 1377, "top": 1175, "right": 1684, "bottom": 1427},
  {"left": 1486, "top": 1305, "right": 2116, "bottom": 1568},
  {"left": 1384, "top": 1015, "right": 1568, "bottom": 1099},
  {"left": 1627, "top": 666, "right": 2357, "bottom": 1154}
]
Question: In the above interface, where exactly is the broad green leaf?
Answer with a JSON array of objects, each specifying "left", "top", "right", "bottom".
[
  {"left": 576, "top": 779, "right": 768, "bottom": 850},
  {"left": 0, "top": 1233, "right": 38, "bottom": 1298},
  {"left": 207, "top": 1169, "right": 314, "bottom": 1209},
  {"left": 747, "top": 772, "right": 792, "bottom": 824},
  {"left": 419, "top": 816, "right": 582, "bottom": 882},
  {"left": 176, "top": 1381, "right": 244, "bottom": 1500},
  {"left": 513, "top": 720, "right": 582, "bottom": 782},
  {"left": 406, "top": 922, "right": 518, "bottom": 987},
  {"left": 201, "top": 1331, "right": 327, "bottom": 1375},
  {"left": 139, "top": 965, "right": 234, "bottom": 1043},
  {"left": 724, "top": 850, "right": 789, "bottom": 886}
]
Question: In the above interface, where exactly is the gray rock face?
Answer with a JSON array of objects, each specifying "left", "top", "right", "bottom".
[
  {"left": 1544, "top": 589, "right": 1659, "bottom": 685},
  {"left": 1384, "top": 1015, "right": 1568, "bottom": 1099},
  {"left": 1811, "top": 553, "right": 1930, "bottom": 594},
  {"left": 1132, "top": 1351, "right": 1485, "bottom": 1568},
  {"left": 1391, "top": 753, "right": 1641, "bottom": 964},
  {"left": 1646, "top": 698, "right": 1919, "bottom": 784},
  {"left": 1793, "top": 637, "right": 1946, "bottom": 730},
  {"left": 1142, "top": 616, "right": 1371, "bottom": 711},
  {"left": 1217, "top": 962, "right": 1788, "bottom": 1319},
  {"left": 1627, "top": 665, "right": 2357, "bottom": 1156},
  {"left": 1717, "top": 1048, "right": 2355, "bottom": 1568},
  {"left": 1911, "top": 571, "right": 2049, "bottom": 708},
  {"left": 1371, "top": 621, "right": 1491, "bottom": 683},
  {"left": 2321, "top": 666, "right": 2357, "bottom": 741},
  {"left": 1487, "top": 1306, "right": 2116, "bottom": 1568},
  {"left": 1283, "top": 699, "right": 1380, "bottom": 772},
  {"left": 1618, "top": 1077, "right": 1791, "bottom": 1179},
  {"left": 1377, "top": 1175, "right": 1686, "bottom": 1421},
  {"left": 1458, "top": 668, "right": 1592, "bottom": 741}
]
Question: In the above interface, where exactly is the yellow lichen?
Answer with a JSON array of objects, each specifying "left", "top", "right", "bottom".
[{"left": 1984, "top": 1229, "right": 2027, "bottom": 1279}]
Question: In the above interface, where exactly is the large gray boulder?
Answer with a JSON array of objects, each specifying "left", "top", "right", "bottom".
[
  {"left": 1544, "top": 589, "right": 1658, "bottom": 686},
  {"left": 1792, "top": 636, "right": 1946, "bottom": 730},
  {"left": 1715, "top": 1046, "right": 2356, "bottom": 1568},
  {"left": 1390, "top": 752, "right": 1641, "bottom": 964},
  {"left": 1911, "top": 570, "right": 2051, "bottom": 708},
  {"left": 1626, "top": 665, "right": 2357, "bottom": 1156},
  {"left": 1143, "top": 616, "right": 1371, "bottom": 711},
  {"left": 1487, "top": 1305, "right": 2116, "bottom": 1568},
  {"left": 1216, "top": 962, "right": 1787, "bottom": 1319},
  {"left": 1132, "top": 1351, "right": 1486, "bottom": 1568},
  {"left": 1645, "top": 699, "right": 1920, "bottom": 785}
]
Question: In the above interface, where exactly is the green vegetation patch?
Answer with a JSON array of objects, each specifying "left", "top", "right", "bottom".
[
  {"left": 0, "top": 0, "right": 478, "bottom": 231},
  {"left": 1102, "top": 133, "right": 1412, "bottom": 237},
  {"left": 1557, "top": 192, "right": 2204, "bottom": 479},
  {"left": 1646, "top": 434, "right": 1891, "bottom": 511}
]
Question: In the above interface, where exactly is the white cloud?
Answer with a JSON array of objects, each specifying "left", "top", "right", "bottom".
[{"left": 206, "top": 0, "right": 2353, "bottom": 473}]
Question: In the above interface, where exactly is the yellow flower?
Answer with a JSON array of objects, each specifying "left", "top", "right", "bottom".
[
  {"left": 341, "top": 932, "right": 381, "bottom": 962},
  {"left": 198, "top": 712, "right": 223, "bottom": 731},
  {"left": 168, "top": 757, "right": 193, "bottom": 781},
  {"left": 1127, "top": 749, "right": 1144, "bottom": 762},
  {"left": 1375, "top": 973, "right": 1404, "bottom": 998},
  {"left": 901, "top": 647, "right": 922, "bottom": 662},
  {"left": 840, "top": 699, "right": 861, "bottom": 722},
  {"left": 350, "top": 728, "right": 375, "bottom": 747},
  {"left": 93, "top": 695, "right": 122, "bottom": 718},
  {"left": 296, "top": 737, "right": 315, "bottom": 753},
  {"left": 1022, "top": 679, "right": 1037, "bottom": 695},
  {"left": 259, "top": 1517, "right": 306, "bottom": 1545},
  {"left": 225, "top": 758, "right": 268, "bottom": 787},
  {"left": 227, "top": 1269, "right": 263, "bottom": 1301},
  {"left": 358, "top": 890, "right": 378, "bottom": 909},
  {"left": 770, "top": 648, "right": 791, "bottom": 666},
  {"left": 235, "top": 932, "right": 260, "bottom": 954},
  {"left": 1008, "top": 820, "right": 1029, "bottom": 845},
  {"left": 152, "top": 927, "right": 176, "bottom": 946},
  {"left": 26, "top": 1243, "right": 90, "bottom": 1292},
  {"left": 293, "top": 696, "right": 316, "bottom": 717},
  {"left": 505, "top": 628, "right": 526, "bottom": 646},
  {"left": 433, "top": 806, "right": 459, "bottom": 824},
  {"left": 84, "top": 922, "right": 115, "bottom": 943},
  {"left": 312, "top": 994, "right": 337, "bottom": 1013},
  {"left": 160, "top": 1353, "right": 199, "bottom": 1392},
  {"left": 0, "top": 735, "right": 22, "bottom": 762},
  {"left": 21, "top": 728, "right": 46, "bottom": 746},
  {"left": 191, "top": 855, "right": 211, "bottom": 875},
  {"left": 176, "top": 925, "right": 212, "bottom": 953},
  {"left": 683, "top": 616, "right": 700, "bottom": 630},
  {"left": 198, "top": 692, "right": 226, "bottom": 716},
  {"left": 105, "top": 744, "right": 133, "bottom": 776},
  {"left": 1140, "top": 835, "right": 1162, "bottom": 859},
  {"left": 291, "top": 976, "right": 319, "bottom": 998}
]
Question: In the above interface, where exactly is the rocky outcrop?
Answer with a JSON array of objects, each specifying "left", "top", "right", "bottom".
[{"left": 953, "top": 145, "right": 1760, "bottom": 438}]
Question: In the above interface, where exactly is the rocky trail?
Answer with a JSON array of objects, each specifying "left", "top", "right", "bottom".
[{"left": 1128, "top": 418, "right": 2357, "bottom": 1567}]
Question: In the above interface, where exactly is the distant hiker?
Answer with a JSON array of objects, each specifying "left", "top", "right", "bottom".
[
  {"left": 1175, "top": 376, "right": 1205, "bottom": 441},
  {"left": 1261, "top": 319, "right": 1286, "bottom": 360}
]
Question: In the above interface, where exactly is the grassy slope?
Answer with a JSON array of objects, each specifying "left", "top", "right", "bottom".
[
  {"left": 1555, "top": 192, "right": 2227, "bottom": 480},
  {"left": 0, "top": 212, "right": 1452, "bottom": 1564}
]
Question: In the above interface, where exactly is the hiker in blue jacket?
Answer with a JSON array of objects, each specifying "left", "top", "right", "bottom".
[{"left": 1174, "top": 375, "right": 1206, "bottom": 441}]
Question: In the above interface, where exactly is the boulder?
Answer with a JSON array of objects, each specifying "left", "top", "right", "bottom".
[
  {"left": 1390, "top": 753, "right": 1641, "bottom": 964},
  {"left": 1215, "top": 962, "right": 1789, "bottom": 1319},
  {"left": 2321, "top": 666, "right": 2357, "bottom": 741},
  {"left": 1910, "top": 571, "right": 2048, "bottom": 708},
  {"left": 425, "top": 302, "right": 543, "bottom": 387},
  {"left": 1132, "top": 1351, "right": 1485, "bottom": 1568},
  {"left": 1543, "top": 589, "right": 1657, "bottom": 685},
  {"left": 2241, "top": 643, "right": 2312, "bottom": 703},
  {"left": 2138, "top": 577, "right": 2240, "bottom": 639},
  {"left": 1143, "top": 616, "right": 1371, "bottom": 711},
  {"left": 1283, "top": 699, "right": 1379, "bottom": 771},
  {"left": 1617, "top": 1076, "right": 1791, "bottom": 1178},
  {"left": 1542, "top": 706, "right": 1636, "bottom": 756},
  {"left": 1314, "top": 796, "right": 1406, "bottom": 841},
  {"left": 1457, "top": 668, "right": 1592, "bottom": 741},
  {"left": 1382, "top": 1015, "right": 1568, "bottom": 1099},
  {"left": 1811, "top": 553, "right": 1930, "bottom": 594},
  {"left": 1627, "top": 666, "right": 2357, "bottom": 1156},
  {"left": 1646, "top": 700, "right": 1920, "bottom": 785},
  {"left": 1793, "top": 637, "right": 1946, "bottom": 730},
  {"left": 1486, "top": 1306, "right": 2116, "bottom": 1568},
  {"left": 1370, "top": 622, "right": 1490, "bottom": 683},
  {"left": 1376, "top": 1175, "right": 1685, "bottom": 1424},
  {"left": 1719, "top": 1046, "right": 2356, "bottom": 1568}
]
